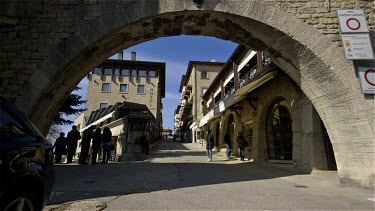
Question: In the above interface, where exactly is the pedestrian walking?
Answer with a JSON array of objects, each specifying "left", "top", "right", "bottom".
[
  {"left": 224, "top": 132, "right": 232, "bottom": 160},
  {"left": 140, "top": 132, "right": 149, "bottom": 155},
  {"left": 91, "top": 128, "right": 102, "bottom": 164},
  {"left": 102, "top": 127, "right": 112, "bottom": 163},
  {"left": 53, "top": 132, "right": 67, "bottom": 163},
  {"left": 206, "top": 129, "right": 214, "bottom": 162},
  {"left": 66, "top": 125, "right": 81, "bottom": 163},
  {"left": 236, "top": 132, "right": 247, "bottom": 161},
  {"left": 79, "top": 125, "right": 95, "bottom": 164}
]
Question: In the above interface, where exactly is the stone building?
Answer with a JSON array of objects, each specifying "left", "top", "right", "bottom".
[
  {"left": 200, "top": 45, "right": 337, "bottom": 172},
  {"left": 175, "top": 60, "right": 224, "bottom": 143},
  {"left": 75, "top": 52, "right": 165, "bottom": 137}
]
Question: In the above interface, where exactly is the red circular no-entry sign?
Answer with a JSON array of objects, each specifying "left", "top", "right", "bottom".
[
  {"left": 346, "top": 18, "right": 361, "bottom": 30},
  {"left": 364, "top": 69, "right": 375, "bottom": 86}
]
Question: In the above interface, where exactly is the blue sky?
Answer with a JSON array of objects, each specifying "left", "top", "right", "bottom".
[{"left": 58, "top": 35, "right": 237, "bottom": 136}]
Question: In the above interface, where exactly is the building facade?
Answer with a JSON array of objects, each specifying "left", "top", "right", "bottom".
[
  {"left": 175, "top": 60, "right": 224, "bottom": 143},
  {"left": 75, "top": 52, "right": 165, "bottom": 137},
  {"left": 200, "top": 45, "right": 337, "bottom": 173}
]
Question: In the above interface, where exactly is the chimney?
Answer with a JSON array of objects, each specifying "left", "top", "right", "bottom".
[
  {"left": 211, "top": 58, "right": 216, "bottom": 62},
  {"left": 118, "top": 52, "right": 123, "bottom": 60},
  {"left": 131, "top": 52, "right": 136, "bottom": 61}
]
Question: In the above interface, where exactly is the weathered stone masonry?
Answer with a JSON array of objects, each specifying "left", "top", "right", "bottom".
[{"left": 0, "top": 0, "right": 374, "bottom": 188}]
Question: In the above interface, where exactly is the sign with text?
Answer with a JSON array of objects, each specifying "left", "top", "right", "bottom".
[
  {"left": 341, "top": 33, "right": 374, "bottom": 60},
  {"left": 337, "top": 9, "right": 369, "bottom": 33},
  {"left": 358, "top": 67, "right": 375, "bottom": 94}
]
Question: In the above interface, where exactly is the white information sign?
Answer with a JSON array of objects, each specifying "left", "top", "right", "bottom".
[
  {"left": 341, "top": 33, "right": 374, "bottom": 60},
  {"left": 337, "top": 9, "right": 369, "bottom": 33},
  {"left": 358, "top": 67, "right": 375, "bottom": 94}
]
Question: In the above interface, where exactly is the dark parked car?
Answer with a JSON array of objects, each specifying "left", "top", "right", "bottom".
[{"left": 0, "top": 97, "right": 54, "bottom": 210}]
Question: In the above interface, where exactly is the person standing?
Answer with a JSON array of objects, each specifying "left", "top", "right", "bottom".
[
  {"left": 91, "top": 128, "right": 102, "bottom": 164},
  {"left": 66, "top": 125, "right": 81, "bottom": 163},
  {"left": 206, "top": 129, "right": 214, "bottom": 162},
  {"left": 236, "top": 131, "right": 247, "bottom": 161},
  {"left": 102, "top": 127, "right": 112, "bottom": 163},
  {"left": 140, "top": 132, "right": 149, "bottom": 155},
  {"left": 53, "top": 132, "right": 67, "bottom": 163},
  {"left": 79, "top": 125, "right": 95, "bottom": 164},
  {"left": 224, "top": 132, "right": 232, "bottom": 160}
]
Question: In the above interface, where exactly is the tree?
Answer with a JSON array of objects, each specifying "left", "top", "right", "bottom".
[
  {"left": 47, "top": 124, "right": 62, "bottom": 143},
  {"left": 53, "top": 87, "right": 86, "bottom": 125}
]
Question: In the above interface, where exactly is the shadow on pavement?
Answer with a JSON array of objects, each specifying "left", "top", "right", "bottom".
[{"left": 47, "top": 141, "right": 307, "bottom": 206}]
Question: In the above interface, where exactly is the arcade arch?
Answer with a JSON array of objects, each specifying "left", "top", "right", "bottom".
[{"left": 2, "top": 0, "right": 373, "bottom": 188}]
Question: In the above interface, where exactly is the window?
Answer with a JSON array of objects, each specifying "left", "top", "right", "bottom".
[
  {"left": 104, "top": 68, "right": 112, "bottom": 75},
  {"left": 137, "top": 85, "right": 145, "bottom": 94},
  {"left": 102, "top": 83, "right": 110, "bottom": 92},
  {"left": 139, "top": 70, "right": 147, "bottom": 77},
  {"left": 201, "top": 71, "right": 207, "bottom": 79},
  {"left": 148, "top": 70, "right": 156, "bottom": 77},
  {"left": 93, "top": 67, "right": 101, "bottom": 74},
  {"left": 121, "top": 68, "right": 129, "bottom": 76},
  {"left": 131, "top": 69, "right": 137, "bottom": 77},
  {"left": 202, "top": 88, "right": 207, "bottom": 95},
  {"left": 120, "top": 84, "right": 128, "bottom": 93},
  {"left": 114, "top": 68, "right": 120, "bottom": 76},
  {"left": 100, "top": 103, "right": 108, "bottom": 109}
]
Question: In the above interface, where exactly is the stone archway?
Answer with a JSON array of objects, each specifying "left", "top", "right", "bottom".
[{"left": 2, "top": 0, "right": 373, "bottom": 188}]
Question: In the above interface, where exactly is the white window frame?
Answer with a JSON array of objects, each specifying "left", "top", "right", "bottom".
[
  {"left": 101, "top": 83, "right": 110, "bottom": 92},
  {"left": 137, "top": 84, "right": 146, "bottom": 94},
  {"left": 119, "top": 84, "right": 128, "bottom": 93}
]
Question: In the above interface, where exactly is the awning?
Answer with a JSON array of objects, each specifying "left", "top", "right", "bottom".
[
  {"left": 80, "top": 111, "right": 115, "bottom": 132},
  {"left": 234, "top": 71, "right": 276, "bottom": 104}
]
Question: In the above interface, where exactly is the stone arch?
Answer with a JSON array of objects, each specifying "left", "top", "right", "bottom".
[
  {"left": 11, "top": 0, "right": 373, "bottom": 187},
  {"left": 255, "top": 73, "right": 304, "bottom": 163},
  {"left": 264, "top": 97, "right": 293, "bottom": 161}
]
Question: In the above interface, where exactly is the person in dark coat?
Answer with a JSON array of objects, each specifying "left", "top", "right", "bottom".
[
  {"left": 224, "top": 132, "right": 232, "bottom": 160},
  {"left": 66, "top": 125, "right": 81, "bottom": 163},
  {"left": 79, "top": 125, "right": 95, "bottom": 164},
  {"left": 236, "top": 131, "right": 247, "bottom": 161},
  {"left": 53, "top": 132, "right": 67, "bottom": 163},
  {"left": 91, "top": 128, "right": 102, "bottom": 164},
  {"left": 140, "top": 132, "right": 149, "bottom": 155},
  {"left": 102, "top": 127, "right": 112, "bottom": 163},
  {"left": 206, "top": 129, "right": 214, "bottom": 162}
]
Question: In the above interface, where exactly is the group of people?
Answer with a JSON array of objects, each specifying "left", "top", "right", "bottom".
[
  {"left": 52, "top": 125, "right": 113, "bottom": 164},
  {"left": 205, "top": 129, "right": 248, "bottom": 162}
]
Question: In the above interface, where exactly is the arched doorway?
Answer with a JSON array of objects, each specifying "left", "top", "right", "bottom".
[
  {"left": 215, "top": 122, "right": 220, "bottom": 147},
  {"left": 226, "top": 114, "right": 235, "bottom": 140},
  {"left": 265, "top": 97, "right": 293, "bottom": 161}
]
